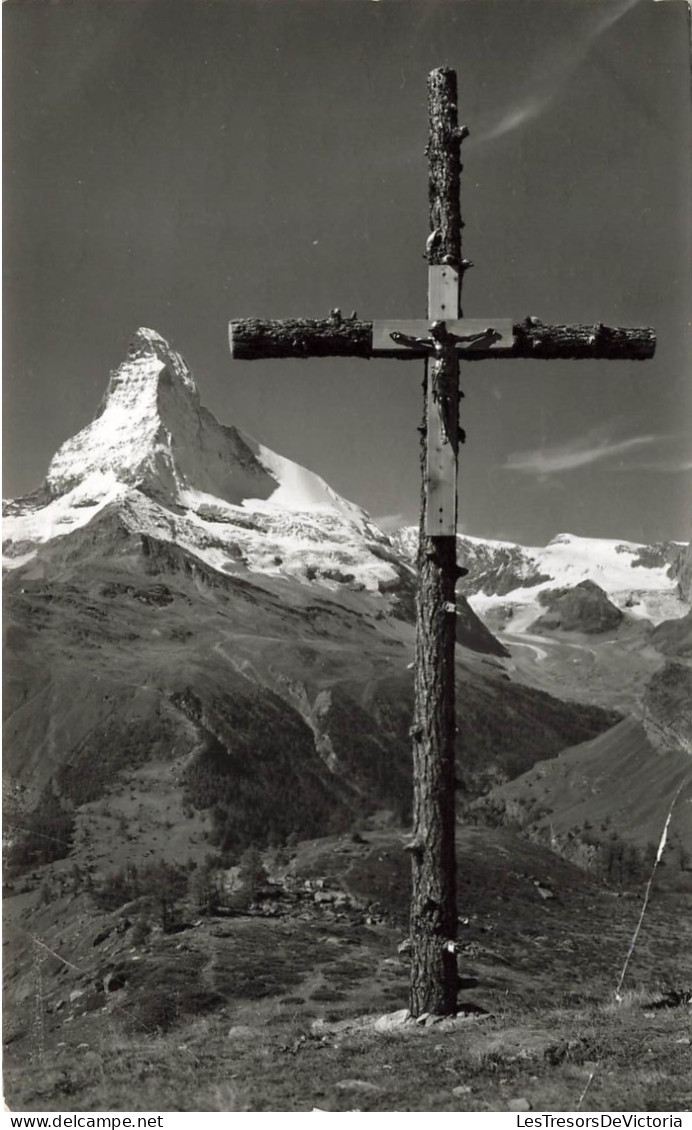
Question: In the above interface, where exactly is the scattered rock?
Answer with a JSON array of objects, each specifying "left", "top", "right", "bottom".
[
  {"left": 436, "top": 1011, "right": 492, "bottom": 1031},
  {"left": 544, "top": 1037, "right": 588, "bottom": 1065},
  {"left": 311, "top": 1017, "right": 359, "bottom": 1035},
  {"left": 645, "top": 989, "right": 691, "bottom": 1010},
  {"left": 507, "top": 1097, "right": 532, "bottom": 1112},
  {"left": 92, "top": 928, "right": 112, "bottom": 947},
  {"left": 534, "top": 580, "right": 623, "bottom": 634},
  {"left": 103, "top": 972, "right": 127, "bottom": 993},
  {"left": 456, "top": 1002, "right": 490, "bottom": 1016},
  {"left": 453, "top": 1085, "right": 471, "bottom": 1096},
  {"left": 227, "top": 1025, "right": 257, "bottom": 1039},
  {"left": 373, "top": 1008, "right": 411, "bottom": 1032},
  {"left": 335, "top": 1080, "right": 381, "bottom": 1094}
]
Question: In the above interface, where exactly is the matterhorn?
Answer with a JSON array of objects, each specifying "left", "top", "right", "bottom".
[{"left": 4, "top": 328, "right": 413, "bottom": 598}]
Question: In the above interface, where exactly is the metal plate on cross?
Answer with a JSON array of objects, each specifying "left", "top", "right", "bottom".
[{"left": 372, "top": 319, "right": 514, "bottom": 354}]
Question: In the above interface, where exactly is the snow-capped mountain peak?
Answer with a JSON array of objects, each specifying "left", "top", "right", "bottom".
[
  {"left": 5, "top": 329, "right": 688, "bottom": 631},
  {"left": 3, "top": 330, "right": 404, "bottom": 599},
  {"left": 46, "top": 328, "right": 196, "bottom": 499},
  {"left": 440, "top": 530, "right": 686, "bottom": 626},
  {"left": 44, "top": 327, "right": 365, "bottom": 525}
]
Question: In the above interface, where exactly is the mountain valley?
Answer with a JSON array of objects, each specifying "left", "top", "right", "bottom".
[{"left": 3, "top": 328, "right": 691, "bottom": 1112}]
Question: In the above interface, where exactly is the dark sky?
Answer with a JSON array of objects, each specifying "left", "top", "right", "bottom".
[{"left": 4, "top": 0, "right": 691, "bottom": 544}]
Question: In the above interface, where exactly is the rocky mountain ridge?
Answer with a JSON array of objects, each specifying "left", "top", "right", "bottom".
[
  {"left": 394, "top": 528, "right": 688, "bottom": 631},
  {"left": 3, "top": 329, "right": 399, "bottom": 590},
  {"left": 6, "top": 329, "right": 688, "bottom": 634}
]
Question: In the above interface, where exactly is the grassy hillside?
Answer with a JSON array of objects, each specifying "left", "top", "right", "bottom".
[
  {"left": 4, "top": 526, "right": 619, "bottom": 878},
  {"left": 471, "top": 717, "right": 692, "bottom": 884},
  {"left": 4, "top": 826, "right": 691, "bottom": 1112},
  {"left": 6, "top": 518, "right": 688, "bottom": 1113}
]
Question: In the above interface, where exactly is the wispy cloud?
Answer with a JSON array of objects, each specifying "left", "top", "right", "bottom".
[
  {"left": 480, "top": 94, "right": 550, "bottom": 144},
  {"left": 614, "top": 456, "right": 692, "bottom": 474},
  {"left": 505, "top": 431, "right": 660, "bottom": 474},
  {"left": 476, "top": 0, "right": 640, "bottom": 142}
]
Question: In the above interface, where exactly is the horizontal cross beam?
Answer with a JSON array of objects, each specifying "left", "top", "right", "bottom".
[{"left": 229, "top": 316, "right": 656, "bottom": 362}]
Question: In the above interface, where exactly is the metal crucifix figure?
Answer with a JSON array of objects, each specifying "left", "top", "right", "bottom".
[
  {"left": 228, "top": 67, "right": 655, "bottom": 1017},
  {"left": 391, "top": 321, "right": 502, "bottom": 473}
]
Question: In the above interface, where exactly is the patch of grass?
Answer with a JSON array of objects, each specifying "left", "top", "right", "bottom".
[
  {"left": 310, "top": 989, "right": 347, "bottom": 1002},
  {"left": 4, "top": 823, "right": 691, "bottom": 1113},
  {"left": 5, "top": 789, "right": 75, "bottom": 873},
  {"left": 56, "top": 714, "right": 181, "bottom": 808},
  {"left": 117, "top": 950, "right": 222, "bottom": 1034},
  {"left": 6, "top": 959, "right": 692, "bottom": 1112}
]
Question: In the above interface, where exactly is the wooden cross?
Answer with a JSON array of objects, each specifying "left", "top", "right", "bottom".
[{"left": 228, "top": 68, "right": 656, "bottom": 1017}]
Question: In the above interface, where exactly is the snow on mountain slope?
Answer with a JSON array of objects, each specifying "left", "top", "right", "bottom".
[
  {"left": 5, "top": 327, "right": 687, "bottom": 630},
  {"left": 469, "top": 533, "right": 686, "bottom": 626},
  {"left": 394, "top": 528, "right": 688, "bottom": 626},
  {"left": 3, "top": 329, "right": 395, "bottom": 592},
  {"left": 45, "top": 327, "right": 368, "bottom": 522}
]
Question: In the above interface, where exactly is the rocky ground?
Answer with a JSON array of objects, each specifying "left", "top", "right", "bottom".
[{"left": 4, "top": 826, "right": 691, "bottom": 1112}]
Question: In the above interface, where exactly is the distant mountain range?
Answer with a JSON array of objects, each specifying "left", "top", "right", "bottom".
[
  {"left": 393, "top": 528, "right": 688, "bottom": 627},
  {"left": 3, "top": 328, "right": 690, "bottom": 885}
]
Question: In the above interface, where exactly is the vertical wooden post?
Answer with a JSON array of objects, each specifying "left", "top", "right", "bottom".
[{"left": 409, "top": 67, "right": 463, "bottom": 1017}]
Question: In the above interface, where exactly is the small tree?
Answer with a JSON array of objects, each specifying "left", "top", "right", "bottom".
[
  {"left": 131, "top": 916, "right": 152, "bottom": 947},
  {"left": 189, "top": 859, "right": 222, "bottom": 915},
  {"left": 238, "top": 846, "right": 267, "bottom": 888},
  {"left": 139, "top": 861, "right": 189, "bottom": 931},
  {"left": 235, "top": 846, "right": 268, "bottom": 909}
]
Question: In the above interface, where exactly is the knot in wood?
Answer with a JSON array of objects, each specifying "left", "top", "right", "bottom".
[{"left": 422, "top": 897, "right": 440, "bottom": 921}]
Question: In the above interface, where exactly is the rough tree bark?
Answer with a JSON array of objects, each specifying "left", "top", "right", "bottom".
[
  {"left": 408, "top": 67, "right": 462, "bottom": 1018},
  {"left": 229, "top": 317, "right": 656, "bottom": 361},
  {"left": 229, "top": 317, "right": 373, "bottom": 359}
]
